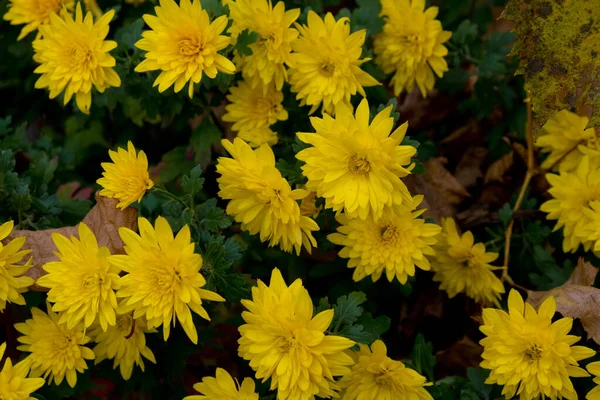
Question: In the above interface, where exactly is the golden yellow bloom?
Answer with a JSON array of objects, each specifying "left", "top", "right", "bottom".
[
  {"left": 184, "top": 368, "right": 258, "bottom": 400},
  {"left": 431, "top": 218, "right": 505, "bottom": 305},
  {"left": 3, "top": 0, "right": 73, "bottom": 40},
  {"left": 540, "top": 156, "right": 600, "bottom": 253},
  {"left": 0, "top": 342, "right": 45, "bottom": 399},
  {"left": 339, "top": 340, "right": 432, "bottom": 400},
  {"left": 238, "top": 268, "right": 355, "bottom": 400},
  {"left": 536, "top": 109, "right": 600, "bottom": 173},
  {"left": 110, "top": 216, "right": 225, "bottom": 344},
  {"left": 216, "top": 138, "right": 319, "bottom": 255},
  {"left": 0, "top": 221, "right": 34, "bottom": 312},
  {"left": 37, "top": 223, "right": 119, "bottom": 332},
  {"left": 587, "top": 362, "right": 600, "bottom": 400},
  {"left": 32, "top": 4, "right": 121, "bottom": 114},
  {"left": 296, "top": 99, "right": 416, "bottom": 220},
  {"left": 135, "top": 0, "right": 235, "bottom": 98},
  {"left": 15, "top": 306, "right": 95, "bottom": 388},
  {"left": 97, "top": 141, "right": 154, "bottom": 210},
  {"left": 299, "top": 191, "right": 322, "bottom": 219},
  {"left": 225, "top": 0, "right": 299, "bottom": 90},
  {"left": 288, "top": 11, "right": 379, "bottom": 115},
  {"left": 91, "top": 313, "right": 156, "bottom": 380},
  {"left": 480, "top": 289, "right": 594, "bottom": 400},
  {"left": 374, "top": 0, "right": 451, "bottom": 97},
  {"left": 328, "top": 195, "right": 441, "bottom": 284},
  {"left": 237, "top": 125, "right": 279, "bottom": 148},
  {"left": 222, "top": 79, "right": 288, "bottom": 135}
]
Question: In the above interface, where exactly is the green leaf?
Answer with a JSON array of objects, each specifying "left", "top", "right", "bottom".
[
  {"left": 498, "top": 203, "right": 513, "bottom": 227},
  {"left": 195, "top": 198, "right": 232, "bottom": 232},
  {"left": 190, "top": 119, "right": 222, "bottom": 169},
  {"left": 376, "top": 98, "right": 400, "bottom": 122},
  {"left": 181, "top": 165, "right": 205, "bottom": 202},
  {"left": 410, "top": 334, "right": 436, "bottom": 381},
  {"left": 438, "top": 68, "right": 470, "bottom": 94},
  {"left": 331, "top": 292, "right": 366, "bottom": 332},
  {"left": 453, "top": 20, "right": 478, "bottom": 45},
  {"left": 351, "top": 0, "right": 383, "bottom": 37},
  {"left": 233, "top": 30, "right": 259, "bottom": 57},
  {"left": 114, "top": 18, "right": 144, "bottom": 51}
]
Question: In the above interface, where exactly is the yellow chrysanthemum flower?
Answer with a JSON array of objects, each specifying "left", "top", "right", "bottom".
[
  {"left": 3, "top": 0, "right": 74, "bottom": 40},
  {"left": 37, "top": 223, "right": 119, "bottom": 331},
  {"left": 216, "top": 138, "right": 319, "bottom": 255},
  {"left": 110, "top": 216, "right": 225, "bottom": 344},
  {"left": 536, "top": 109, "right": 600, "bottom": 172},
  {"left": 328, "top": 195, "right": 441, "bottom": 284},
  {"left": 15, "top": 306, "right": 95, "bottom": 388},
  {"left": 32, "top": 4, "right": 121, "bottom": 114},
  {"left": 184, "top": 368, "right": 258, "bottom": 400},
  {"left": 480, "top": 289, "right": 595, "bottom": 400},
  {"left": 339, "top": 340, "right": 433, "bottom": 400},
  {"left": 374, "top": 0, "right": 451, "bottom": 97},
  {"left": 237, "top": 126, "right": 279, "bottom": 148},
  {"left": 0, "top": 342, "right": 45, "bottom": 399},
  {"left": 225, "top": 0, "right": 299, "bottom": 90},
  {"left": 0, "top": 221, "right": 34, "bottom": 312},
  {"left": 431, "top": 218, "right": 505, "bottom": 305},
  {"left": 97, "top": 141, "right": 154, "bottom": 210},
  {"left": 587, "top": 362, "right": 600, "bottom": 400},
  {"left": 221, "top": 79, "right": 288, "bottom": 145},
  {"left": 296, "top": 98, "right": 416, "bottom": 220},
  {"left": 540, "top": 156, "right": 600, "bottom": 253},
  {"left": 238, "top": 268, "right": 355, "bottom": 400},
  {"left": 134, "top": 0, "right": 236, "bottom": 98},
  {"left": 91, "top": 313, "right": 156, "bottom": 380},
  {"left": 288, "top": 11, "right": 379, "bottom": 115},
  {"left": 300, "top": 191, "right": 322, "bottom": 219}
]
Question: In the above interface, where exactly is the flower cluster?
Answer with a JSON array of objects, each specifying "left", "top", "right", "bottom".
[
  {"left": 184, "top": 368, "right": 258, "bottom": 400},
  {"left": 0, "top": 341, "right": 45, "bottom": 398},
  {"left": 238, "top": 268, "right": 355, "bottom": 399},
  {"left": 431, "top": 218, "right": 505, "bottom": 305},
  {"left": 479, "top": 290, "right": 594, "bottom": 400},
  {"left": 3, "top": 0, "right": 73, "bottom": 40},
  {"left": 0, "top": 221, "right": 34, "bottom": 312},
  {"left": 216, "top": 138, "right": 319, "bottom": 255}
]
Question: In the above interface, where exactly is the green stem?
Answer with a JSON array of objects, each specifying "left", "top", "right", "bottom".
[{"left": 151, "top": 186, "right": 188, "bottom": 209}]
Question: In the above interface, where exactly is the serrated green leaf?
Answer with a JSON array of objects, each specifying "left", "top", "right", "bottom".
[
  {"left": 331, "top": 292, "right": 366, "bottom": 333},
  {"left": 181, "top": 165, "right": 205, "bottom": 201},
  {"left": 453, "top": 20, "right": 478, "bottom": 45},
  {"left": 195, "top": 198, "right": 232, "bottom": 232},
  {"left": 498, "top": 203, "right": 513, "bottom": 227},
  {"left": 410, "top": 334, "right": 436, "bottom": 381},
  {"left": 234, "top": 30, "right": 259, "bottom": 57}
]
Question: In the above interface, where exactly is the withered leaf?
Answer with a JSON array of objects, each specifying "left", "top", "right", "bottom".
[
  {"left": 484, "top": 151, "right": 514, "bottom": 184},
  {"left": 527, "top": 258, "right": 600, "bottom": 344},
  {"left": 4, "top": 193, "right": 137, "bottom": 290},
  {"left": 455, "top": 147, "right": 488, "bottom": 189},
  {"left": 405, "top": 158, "right": 470, "bottom": 222},
  {"left": 435, "top": 336, "right": 483, "bottom": 378}
]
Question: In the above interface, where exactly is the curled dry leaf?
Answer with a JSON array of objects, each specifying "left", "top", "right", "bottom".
[
  {"left": 435, "top": 335, "right": 483, "bottom": 378},
  {"left": 527, "top": 258, "right": 600, "bottom": 344},
  {"left": 405, "top": 157, "right": 470, "bottom": 222},
  {"left": 3, "top": 193, "right": 138, "bottom": 290},
  {"left": 455, "top": 147, "right": 488, "bottom": 189},
  {"left": 484, "top": 151, "right": 514, "bottom": 184}
]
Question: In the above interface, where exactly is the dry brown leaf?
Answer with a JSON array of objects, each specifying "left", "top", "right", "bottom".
[
  {"left": 4, "top": 193, "right": 137, "bottom": 290},
  {"left": 405, "top": 157, "right": 470, "bottom": 222},
  {"left": 455, "top": 147, "right": 488, "bottom": 189},
  {"left": 527, "top": 258, "right": 600, "bottom": 344},
  {"left": 436, "top": 336, "right": 483, "bottom": 378},
  {"left": 484, "top": 151, "right": 514, "bottom": 184}
]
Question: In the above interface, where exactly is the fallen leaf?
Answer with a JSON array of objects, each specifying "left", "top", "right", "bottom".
[
  {"left": 435, "top": 336, "right": 483, "bottom": 378},
  {"left": 455, "top": 147, "right": 488, "bottom": 189},
  {"left": 527, "top": 258, "right": 600, "bottom": 344},
  {"left": 484, "top": 151, "right": 514, "bottom": 184},
  {"left": 4, "top": 193, "right": 137, "bottom": 290},
  {"left": 405, "top": 158, "right": 470, "bottom": 222}
]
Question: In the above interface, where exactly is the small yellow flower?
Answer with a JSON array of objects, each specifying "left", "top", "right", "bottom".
[
  {"left": 238, "top": 268, "right": 355, "bottom": 400},
  {"left": 135, "top": 0, "right": 236, "bottom": 98},
  {"left": 374, "top": 0, "right": 451, "bottom": 97},
  {"left": 0, "top": 342, "right": 45, "bottom": 399},
  {"left": 480, "top": 289, "right": 595, "bottom": 400},
  {"left": 222, "top": 79, "right": 288, "bottom": 136},
  {"left": 184, "top": 368, "right": 258, "bottom": 400},
  {"left": 288, "top": 11, "right": 379, "bottom": 115},
  {"left": 15, "top": 306, "right": 95, "bottom": 388},
  {"left": 328, "top": 195, "right": 441, "bottom": 284},
  {"left": 431, "top": 218, "right": 505, "bottom": 305},
  {"left": 225, "top": 0, "right": 299, "bottom": 90},
  {"left": 536, "top": 109, "right": 600, "bottom": 173},
  {"left": 296, "top": 98, "right": 416, "bottom": 220},
  {"left": 91, "top": 313, "right": 156, "bottom": 380},
  {"left": 216, "top": 138, "right": 319, "bottom": 255},
  {"left": 0, "top": 221, "right": 34, "bottom": 312},
  {"left": 97, "top": 141, "right": 154, "bottom": 210},
  {"left": 299, "top": 190, "right": 322, "bottom": 219},
  {"left": 540, "top": 156, "right": 600, "bottom": 253},
  {"left": 32, "top": 4, "right": 121, "bottom": 114},
  {"left": 339, "top": 340, "right": 433, "bottom": 400},
  {"left": 110, "top": 216, "right": 225, "bottom": 344},
  {"left": 237, "top": 126, "right": 279, "bottom": 148},
  {"left": 587, "top": 362, "right": 600, "bottom": 400},
  {"left": 37, "top": 223, "right": 119, "bottom": 331},
  {"left": 3, "top": 0, "right": 74, "bottom": 40}
]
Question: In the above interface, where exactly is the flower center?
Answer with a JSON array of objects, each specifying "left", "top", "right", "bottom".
[
  {"left": 381, "top": 225, "right": 399, "bottom": 243},
  {"left": 348, "top": 154, "right": 371, "bottom": 175},
  {"left": 82, "top": 273, "right": 106, "bottom": 292},
  {"left": 116, "top": 314, "right": 133, "bottom": 334},
  {"left": 523, "top": 344, "right": 543, "bottom": 361},
  {"left": 178, "top": 38, "right": 202, "bottom": 56},
  {"left": 321, "top": 62, "right": 336, "bottom": 77},
  {"left": 70, "top": 44, "right": 93, "bottom": 66},
  {"left": 52, "top": 333, "right": 74, "bottom": 351},
  {"left": 275, "top": 336, "right": 295, "bottom": 352}
]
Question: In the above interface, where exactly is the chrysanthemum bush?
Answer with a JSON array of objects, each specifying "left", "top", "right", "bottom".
[{"left": 1, "top": 0, "right": 599, "bottom": 398}]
